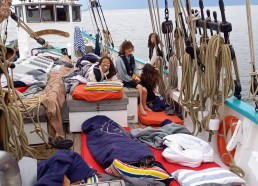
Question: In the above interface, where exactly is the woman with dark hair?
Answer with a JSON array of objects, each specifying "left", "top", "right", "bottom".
[
  {"left": 140, "top": 63, "right": 160, "bottom": 111},
  {"left": 87, "top": 56, "right": 118, "bottom": 82},
  {"left": 116, "top": 40, "right": 147, "bottom": 115},
  {"left": 148, "top": 33, "right": 163, "bottom": 66}
]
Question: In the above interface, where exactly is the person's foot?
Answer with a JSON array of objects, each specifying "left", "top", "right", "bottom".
[
  {"left": 50, "top": 137, "right": 73, "bottom": 149},
  {"left": 144, "top": 106, "right": 152, "bottom": 112},
  {"left": 140, "top": 110, "right": 147, "bottom": 115},
  {"left": 139, "top": 106, "right": 147, "bottom": 115}
]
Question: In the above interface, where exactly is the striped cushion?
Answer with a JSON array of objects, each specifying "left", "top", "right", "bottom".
[
  {"left": 84, "top": 174, "right": 99, "bottom": 184},
  {"left": 105, "top": 159, "right": 169, "bottom": 180},
  {"left": 172, "top": 167, "right": 246, "bottom": 186}
]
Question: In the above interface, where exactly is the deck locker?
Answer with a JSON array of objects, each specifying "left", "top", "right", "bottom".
[{"left": 67, "top": 94, "right": 128, "bottom": 132}]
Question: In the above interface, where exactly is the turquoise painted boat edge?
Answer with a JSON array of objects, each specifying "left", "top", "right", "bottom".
[
  {"left": 225, "top": 97, "right": 258, "bottom": 124},
  {"left": 82, "top": 30, "right": 258, "bottom": 124}
]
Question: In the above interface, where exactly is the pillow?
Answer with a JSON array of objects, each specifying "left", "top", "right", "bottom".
[
  {"left": 172, "top": 167, "right": 246, "bottom": 186},
  {"left": 105, "top": 159, "right": 169, "bottom": 180}
]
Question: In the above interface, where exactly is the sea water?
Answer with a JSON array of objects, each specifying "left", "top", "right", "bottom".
[{"left": 6, "top": 5, "right": 258, "bottom": 102}]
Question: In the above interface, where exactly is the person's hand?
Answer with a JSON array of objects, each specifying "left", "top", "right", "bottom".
[
  {"left": 154, "top": 67, "right": 159, "bottom": 71},
  {"left": 135, "top": 77, "right": 141, "bottom": 83}
]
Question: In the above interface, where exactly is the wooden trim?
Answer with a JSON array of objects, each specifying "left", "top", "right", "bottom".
[{"left": 31, "top": 29, "right": 70, "bottom": 37}]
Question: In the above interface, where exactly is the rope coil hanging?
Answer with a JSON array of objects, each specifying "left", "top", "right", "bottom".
[{"left": 0, "top": 44, "right": 35, "bottom": 160}]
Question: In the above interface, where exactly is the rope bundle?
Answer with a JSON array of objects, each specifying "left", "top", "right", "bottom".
[{"left": 0, "top": 44, "right": 35, "bottom": 160}]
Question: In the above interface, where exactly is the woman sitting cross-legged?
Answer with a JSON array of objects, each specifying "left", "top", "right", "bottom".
[
  {"left": 86, "top": 56, "right": 118, "bottom": 82},
  {"left": 116, "top": 40, "right": 149, "bottom": 115}
]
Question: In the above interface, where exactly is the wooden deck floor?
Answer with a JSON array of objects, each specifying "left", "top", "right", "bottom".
[{"left": 65, "top": 122, "right": 145, "bottom": 155}]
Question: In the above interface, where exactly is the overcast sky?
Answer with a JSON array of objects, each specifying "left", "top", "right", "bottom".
[{"left": 80, "top": 0, "right": 255, "bottom": 10}]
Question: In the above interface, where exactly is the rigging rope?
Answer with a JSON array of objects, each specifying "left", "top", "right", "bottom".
[
  {"left": 0, "top": 44, "right": 53, "bottom": 159},
  {"left": 89, "top": 0, "right": 103, "bottom": 42},
  {"left": 172, "top": 0, "right": 244, "bottom": 177},
  {"left": 16, "top": 93, "right": 52, "bottom": 145},
  {"left": 147, "top": 0, "right": 167, "bottom": 100},
  {"left": 245, "top": 0, "right": 258, "bottom": 102},
  {"left": 0, "top": 44, "right": 35, "bottom": 160},
  {"left": 97, "top": 0, "right": 114, "bottom": 48},
  {"left": 86, "top": 0, "right": 97, "bottom": 36}
]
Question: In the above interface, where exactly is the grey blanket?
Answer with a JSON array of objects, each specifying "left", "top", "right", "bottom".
[
  {"left": 63, "top": 61, "right": 96, "bottom": 93},
  {"left": 131, "top": 124, "right": 191, "bottom": 149},
  {"left": 23, "top": 69, "right": 48, "bottom": 96}
]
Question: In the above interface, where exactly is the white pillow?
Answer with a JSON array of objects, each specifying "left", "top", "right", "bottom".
[{"left": 172, "top": 167, "right": 246, "bottom": 186}]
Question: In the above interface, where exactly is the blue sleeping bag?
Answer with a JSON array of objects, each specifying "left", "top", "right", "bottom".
[{"left": 82, "top": 115, "right": 154, "bottom": 168}]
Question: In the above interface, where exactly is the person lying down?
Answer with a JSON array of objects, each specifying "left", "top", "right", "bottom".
[{"left": 86, "top": 56, "right": 120, "bottom": 82}]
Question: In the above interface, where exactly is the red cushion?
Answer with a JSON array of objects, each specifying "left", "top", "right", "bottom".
[
  {"left": 72, "top": 84, "right": 123, "bottom": 102},
  {"left": 81, "top": 127, "right": 219, "bottom": 186},
  {"left": 139, "top": 110, "right": 184, "bottom": 125}
]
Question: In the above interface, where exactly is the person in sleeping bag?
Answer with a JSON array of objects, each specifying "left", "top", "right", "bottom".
[
  {"left": 116, "top": 40, "right": 147, "bottom": 115},
  {"left": 87, "top": 56, "right": 118, "bottom": 82},
  {"left": 140, "top": 63, "right": 160, "bottom": 112}
]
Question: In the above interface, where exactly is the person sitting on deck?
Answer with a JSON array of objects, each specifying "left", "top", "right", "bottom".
[
  {"left": 140, "top": 63, "right": 160, "bottom": 111},
  {"left": 116, "top": 40, "right": 147, "bottom": 115},
  {"left": 148, "top": 33, "right": 163, "bottom": 66},
  {"left": 86, "top": 56, "right": 118, "bottom": 82}
]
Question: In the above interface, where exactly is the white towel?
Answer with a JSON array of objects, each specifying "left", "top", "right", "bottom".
[{"left": 162, "top": 134, "right": 214, "bottom": 168}]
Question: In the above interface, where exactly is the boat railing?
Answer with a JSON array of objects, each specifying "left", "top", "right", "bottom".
[
  {"left": 81, "top": 30, "right": 147, "bottom": 69},
  {"left": 81, "top": 29, "right": 258, "bottom": 125}
]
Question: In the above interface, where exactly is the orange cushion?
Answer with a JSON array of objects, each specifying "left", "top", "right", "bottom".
[
  {"left": 72, "top": 84, "right": 123, "bottom": 102},
  {"left": 139, "top": 110, "right": 184, "bottom": 125},
  {"left": 81, "top": 128, "right": 220, "bottom": 186}
]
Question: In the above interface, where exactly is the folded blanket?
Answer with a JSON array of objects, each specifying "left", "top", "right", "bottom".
[
  {"left": 84, "top": 86, "right": 123, "bottom": 91},
  {"left": 87, "top": 81, "right": 123, "bottom": 87},
  {"left": 131, "top": 124, "right": 191, "bottom": 149}
]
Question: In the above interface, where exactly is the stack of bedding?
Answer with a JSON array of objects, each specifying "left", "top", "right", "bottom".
[
  {"left": 81, "top": 116, "right": 246, "bottom": 186},
  {"left": 84, "top": 81, "right": 123, "bottom": 92}
]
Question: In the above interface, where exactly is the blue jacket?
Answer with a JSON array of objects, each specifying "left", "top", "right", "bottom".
[
  {"left": 116, "top": 55, "right": 139, "bottom": 82},
  {"left": 36, "top": 150, "right": 96, "bottom": 186}
]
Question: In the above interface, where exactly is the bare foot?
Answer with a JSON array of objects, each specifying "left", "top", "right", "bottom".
[
  {"left": 144, "top": 107, "right": 152, "bottom": 112},
  {"left": 139, "top": 106, "right": 147, "bottom": 115},
  {"left": 140, "top": 109, "right": 147, "bottom": 115}
]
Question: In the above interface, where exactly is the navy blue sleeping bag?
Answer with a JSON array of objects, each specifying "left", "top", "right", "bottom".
[{"left": 82, "top": 115, "right": 154, "bottom": 168}]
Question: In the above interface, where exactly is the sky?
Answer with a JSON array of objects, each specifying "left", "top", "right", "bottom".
[{"left": 80, "top": 0, "right": 256, "bottom": 10}]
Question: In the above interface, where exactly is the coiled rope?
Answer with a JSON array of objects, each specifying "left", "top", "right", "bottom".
[{"left": 0, "top": 44, "right": 35, "bottom": 160}]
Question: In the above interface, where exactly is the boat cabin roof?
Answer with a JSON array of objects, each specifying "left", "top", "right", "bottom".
[{"left": 12, "top": 0, "right": 81, "bottom": 6}]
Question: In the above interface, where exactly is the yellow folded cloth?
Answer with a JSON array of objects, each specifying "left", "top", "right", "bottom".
[{"left": 84, "top": 86, "right": 123, "bottom": 91}]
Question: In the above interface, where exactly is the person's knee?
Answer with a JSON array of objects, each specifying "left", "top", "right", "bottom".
[
  {"left": 136, "top": 84, "right": 143, "bottom": 90},
  {"left": 142, "top": 87, "right": 147, "bottom": 93}
]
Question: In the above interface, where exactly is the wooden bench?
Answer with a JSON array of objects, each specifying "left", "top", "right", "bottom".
[{"left": 123, "top": 87, "right": 139, "bottom": 123}]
